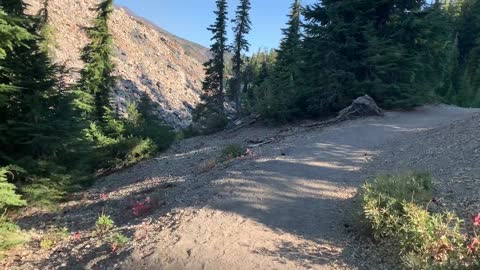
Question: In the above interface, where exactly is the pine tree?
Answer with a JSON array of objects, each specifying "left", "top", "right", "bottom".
[
  {"left": 0, "top": 0, "right": 66, "bottom": 163},
  {"left": 201, "top": 0, "right": 228, "bottom": 114},
  {"left": 0, "top": 9, "right": 32, "bottom": 107},
  {"left": 0, "top": 0, "right": 25, "bottom": 15},
  {"left": 266, "top": 0, "right": 302, "bottom": 121},
  {"left": 0, "top": 167, "right": 26, "bottom": 210},
  {"left": 76, "top": 0, "right": 116, "bottom": 122},
  {"left": 301, "top": 0, "right": 449, "bottom": 115},
  {"left": 455, "top": 0, "right": 480, "bottom": 105},
  {"left": 231, "top": 0, "right": 251, "bottom": 115}
]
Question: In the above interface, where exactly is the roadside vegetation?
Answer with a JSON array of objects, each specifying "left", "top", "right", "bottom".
[
  {"left": 0, "top": 0, "right": 174, "bottom": 252},
  {"left": 358, "top": 172, "right": 480, "bottom": 269}
]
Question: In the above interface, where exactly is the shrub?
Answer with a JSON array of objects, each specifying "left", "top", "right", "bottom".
[
  {"left": 95, "top": 212, "right": 114, "bottom": 235},
  {"left": 359, "top": 172, "right": 480, "bottom": 269},
  {"left": 191, "top": 105, "right": 229, "bottom": 135},
  {"left": 40, "top": 227, "right": 69, "bottom": 250},
  {"left": 109, "top": 137, "right": 157, "bottom": 169},
  {"left": 0, "top": 215, "right": 28, "bottom": 253},
  {"left": 0, "top": 167, "right": 26, "bottom": 211},
  {"left": 198, "top": 158, "right": 217, "bottom": 173},
  {"left": 221, "top": 144, "right": 246, "bottom": 161},
  {"left": 108, "top": 232, "right": 129, "bottom": 252}
]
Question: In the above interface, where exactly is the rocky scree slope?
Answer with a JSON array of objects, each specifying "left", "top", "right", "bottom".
[{"left": 26, "top": 0, "right": 208, "bottom": 128}]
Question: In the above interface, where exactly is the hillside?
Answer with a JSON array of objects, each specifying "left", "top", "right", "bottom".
[{"left": 26, "top": 0, "right": 208, "bottom": 128}]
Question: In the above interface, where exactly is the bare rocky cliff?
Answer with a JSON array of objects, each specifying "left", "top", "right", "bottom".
[{"left": 26, "top": 0, "right": 207, "bottom": 128}]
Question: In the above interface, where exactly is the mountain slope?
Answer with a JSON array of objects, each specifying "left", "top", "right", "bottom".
[{"left": 26, "top": 0, "right": 207, "bottom": 128}]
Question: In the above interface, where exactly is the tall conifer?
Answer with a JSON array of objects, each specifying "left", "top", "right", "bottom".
[
  {"left": 267, "top": 0, "right": 302, "bottom": 121},
  {"left": 76, "top": 0, "right": 116, "bottom": 122},
  {"left": 201, "top": 0, "right": 228, "bottom": 114},
  {"left": 231, "top": 0, "right": 251, "bottom": 115}
]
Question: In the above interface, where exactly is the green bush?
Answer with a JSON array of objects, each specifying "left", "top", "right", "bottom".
[
  {"left": 0, "top": 216, "right": 28, "bottom": 253},
  {"left": 95, "top": 212, "right": 114, "bottom": 235},
  {"left": 359, "top": 172, "right": 479, "bottom": 269},
  {"left": 0, "top": 167, "right": 26, "bottom": 211},
  {"left": 221, "top": 144, "right": 246, "bottom": 161},
  {"left": 191, "top": 105, "right": 229, "bottom": 135},
  {"left": 108, "top": 232, "right": 129, "bottom": 251}
]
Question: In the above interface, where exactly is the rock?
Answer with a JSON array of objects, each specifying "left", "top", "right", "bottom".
[{"left": 337, "top": 95, "right": 383, "bottom": 120}]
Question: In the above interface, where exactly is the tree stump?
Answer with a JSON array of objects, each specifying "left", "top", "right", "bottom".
[{"left": 336, "top": 95, "right": 383, "bottom": 121}]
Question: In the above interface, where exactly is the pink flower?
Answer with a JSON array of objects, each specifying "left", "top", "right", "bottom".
[
  {"left": 468, "top": 238, "right": 479, "bottom": 253},
  {"left": 99, "top": 193, "right": 109, "bottom": 200},
  {"left": 71, "top": 231, "right": 82, "bottom": 241},
  {"left": 132, "top": 197, "right": 153, "bottom": 216},
  {"left": 473, "top": 213, "right": 480, "bottom": 227}
]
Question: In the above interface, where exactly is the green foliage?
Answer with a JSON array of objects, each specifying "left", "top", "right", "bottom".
[
  {"left": 0, "top": 167, "right": 26, "bottom": 211},
  {"left": 0, "top": 0, "right": 174, "bottom": 212},
  {"left": 199, "top": 0, "right": 228, "bottom": 115},
  {"left": 443, "top": 0, "right": 480, "bottom": 107},
  {"left": 221, "top": 144, "right": 246, "bottom": 161},
  {"left": 231, "top": 0, "right": 251, "bottom": 114},
  {"left": 95, "top": 212, "right": 114, "bottom": 235},
  {"left": 359, "top": 172, "right": 479, "bottom": 269},
  {"left": 77, "top": 0, "right": 115, "bottom": 122},
  {"left": 267, "top": 0, "right": 302, "bottom": 122},
  {"left": 39, "top": 227, "right": 69, "bottom": 250},
  {"left": 0, "top": 215, "right": 28, "bottom": 253},
  {"left": 191, "top": 105, "right": 229, "bottom": 135},
  {"left": 108, "top": 232, "right": 129, "bottom": 251}
]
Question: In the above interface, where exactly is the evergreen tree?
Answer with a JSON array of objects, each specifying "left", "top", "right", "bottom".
[
  {"left": 200, "top": 0, "right": 228, "bottom": 114},
  {"left": 266, "top": 0, "right": 302, "bottom": 121},
  {"left": 301, "top": 0, "right": 450, "bottom": 116},
  {"left": 0, "top": 0, "right": 25, "bottom": 15},
  {"left": 242, "top": 49, "right": 277, "bottom": 113},
  {"left": 76, "top": 0, "right": 116, "bottom": 123},
  {"left": 0, "top": 167, "right": 26, "bottom": 210},
  {"left": 231, "top": 0, "right": 251, "bottom": 115},
  {"left": 0, "top": 9, "right": 32, "bottom": 107},
  {"left": 0, "top": 0, "right": 66, "bottom": 164},
  {"left": 455, "top": 0, "right": 480, "bottom": 105}
]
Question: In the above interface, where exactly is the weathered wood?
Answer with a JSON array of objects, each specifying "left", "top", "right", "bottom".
[{"left": 302, "top": 95, "right": 383, "bottom": 128}]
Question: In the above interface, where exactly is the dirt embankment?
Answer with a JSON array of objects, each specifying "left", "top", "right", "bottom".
[{"left": 26, "top": 0, "right": 208, "bottom": 128}]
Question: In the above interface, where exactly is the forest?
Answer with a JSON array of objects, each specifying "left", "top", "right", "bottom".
[{"left": 1, "top": 0, "right": 480, "bottom": 267}]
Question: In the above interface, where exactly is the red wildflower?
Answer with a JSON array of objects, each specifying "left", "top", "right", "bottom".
[
  {"left": 473, "top": 213, "right": 480, "bottom": 227},
  {"left": 71, "top": 231, "right": 82, "bottom": 241},
  {"left": 468, "top": 238, "right": 479, "bottom": 253},
  {"left": 132, "top": 197, "right": 152, "bottom": 216},
  {"left": 99, "top": 193, "right": 109, "bottom": 200}
]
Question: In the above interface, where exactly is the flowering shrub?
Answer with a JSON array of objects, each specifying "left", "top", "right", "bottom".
[
  {"left": 474, "top": 214, "right": 480, "bottom": 227},
  {"left": 360, "top": 172, "right": 480, "bottom": 269},
  {"left": 132, "top": 197, "right": 152, "bottom": 216}
]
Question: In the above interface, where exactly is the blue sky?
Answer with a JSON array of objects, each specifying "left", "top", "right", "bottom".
[{"left": 115, "top": 0, "right": 317, "bottom": 53}]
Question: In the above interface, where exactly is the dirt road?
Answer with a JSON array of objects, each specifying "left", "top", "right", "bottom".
[
  {"left": 115, "top": 105, "right": 478, "bottom": 270},
  {"left": 7, "top": 105, "right": 479, "bottom": 270}
]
